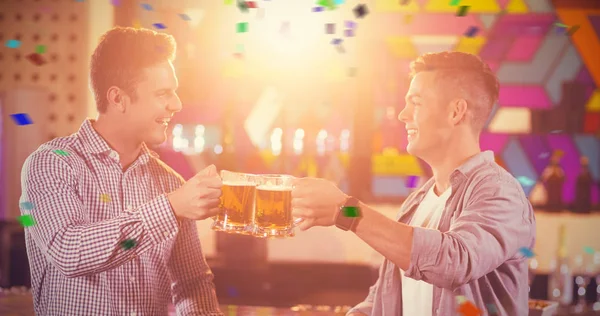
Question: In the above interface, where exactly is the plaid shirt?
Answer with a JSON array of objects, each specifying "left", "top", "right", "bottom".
[{"left": 19, "top": 119, "right": 223, "bottom": 315}]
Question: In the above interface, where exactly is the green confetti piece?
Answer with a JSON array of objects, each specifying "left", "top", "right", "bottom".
[
  {"left": 225, "top": 0, "right": 233, "bottom": 4},
  {"left": 120, "top": 239, "right": 137, "bottom": 250},
  {"left": 53, "top": 149, "right": 69, "bottom": 156},
  {"left": 449, "top": 0, "right": 461, "bottom": 6},
  {"left": 35, "top": 45, "right": 46, "bottom": 54},
  {"left": 237, "top": 0, "right": 249, "bottom": 12},
  {"left": 554, "top": 22, "right": 568, "bottom": 28},
  {"left": 455, "top": 295, "right": 467, "bottom": 304},
  {"left": 584, "top": 246, "right": 595, "bottom": 254},
  {"left": 342, "top": 206, "right": 360, "bottom": 217},
  {"left": 236, "top": 22, "right": 248, "bottom": 33},
  {"left": 456, "top": 5, "right": 469, "bottom": 16},
  {"left": 17, "top": 215, "right": 36, "bottom": 227},
  {"left": 486, "top": 303, "right": 498, "bottom": 314},
  {"left": 20, "top": 201, "right": 34, "bottom": 210}
]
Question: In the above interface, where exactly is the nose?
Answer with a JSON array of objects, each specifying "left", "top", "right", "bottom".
[
  {"left": 398, "top": 105, "right": 411, "bottom": 123},
  {"left": 167, "top": 93, "right": 183, "bottom": 113}
]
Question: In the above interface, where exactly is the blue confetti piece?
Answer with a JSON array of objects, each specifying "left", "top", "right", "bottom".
[
  {"left": 334, "top": 0, "right": 345, "bottom": 4},
  {"left": 5, "top": 39, "right": 21, "bottom": 49},
  {"left": 20, "top": 202, "right": 34, "bottom": 210},
  {"left": 153, "top": 23, "right": 167, "bottom": 29},
  {"left": 519, "top": 247, "right": 535, "bottom": 258},
  {"left": 10, "top": 113, "right": 33, "bottom": 126},
  {"left": 486, "top": 303, "right": 498, "bottom": 314},
  {"left": 464, "top": 26, "right": 479, "bottom": 37},
  {"left": 331, "top": 38, "right": 342, "bottom": 45},
  {"left": 345, "top": 20, "right": 356, "bottom": 29},
  {"left": 406, "top": 175, "right": 419, "bottom": 188},
  {"left": 141, "top": 3, "right": 152, "bottom": 10},
  {"left": 227, "top": 286, "right": 239, "bottom": 297},
  {"left": 516, "top": 176, "right": 535, "bottom": 187},
  {"left": 179, "top": 13, "right": 191, "bottom": 21},
  {"left": 312, "top": 6, "right": 325, "bottom": 12}
]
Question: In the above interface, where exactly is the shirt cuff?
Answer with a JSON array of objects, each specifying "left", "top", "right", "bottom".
[
  {"left": 404, "top": 226, "right": 442, "bottom": 279},
  {"left": 140, "top": 194, "right": 179, "bottom": 244}
]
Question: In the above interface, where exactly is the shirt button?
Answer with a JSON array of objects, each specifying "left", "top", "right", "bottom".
[
  {"left": 127, "top": 205, "right": 132, "bottom": 210},
  {"left": 109, "top": 151, "right": 118, "bottom": 159},
  {"left": 130, "top": 312, "right": 137, "bottom": 316},
  {"left": 129, "top": 276, "right": 135, "bottom": 283},
  {"left": 163, "top": 231, "right": 170, "bottom": 237}
]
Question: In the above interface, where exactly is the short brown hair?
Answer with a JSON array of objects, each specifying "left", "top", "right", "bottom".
[
  {"left": 409, "top": 52, "right": 499, "bottom": 133},
  {"left": 90, "top": 27, "right": 177, "bottom": 113}
]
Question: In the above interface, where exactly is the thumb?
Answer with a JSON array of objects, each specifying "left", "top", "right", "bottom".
[{"left": 197, "top": 164, "right": 218, "bottom": 177}]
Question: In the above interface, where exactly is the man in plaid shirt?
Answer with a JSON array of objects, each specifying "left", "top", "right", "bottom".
[{"left": 19, "top": 27, "right": 224, "bottom": 315}]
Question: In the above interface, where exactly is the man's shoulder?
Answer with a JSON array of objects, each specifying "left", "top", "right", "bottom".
[{"left": 24, "top": 135, "right": 82, "bottom": 170}]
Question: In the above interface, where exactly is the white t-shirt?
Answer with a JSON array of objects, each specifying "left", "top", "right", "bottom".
[{"left": 401, "top": 185, "right": 452, "bottom": 316}]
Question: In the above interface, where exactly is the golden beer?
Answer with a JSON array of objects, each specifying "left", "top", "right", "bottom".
[
  {"left": 212, "top": 171, "right": 258, "bottom": 234},
  {"left": 255, "top": 186, "right": 292, "bottom": 229},
  {"left": 252, "top": 175, "right": 296, "bottom": 238}
]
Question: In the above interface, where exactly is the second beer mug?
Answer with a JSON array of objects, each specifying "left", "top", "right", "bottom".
[
  {"left": 253, "top": 174, "right": 296, "bottom": 238},
  {"left": 213, "top": 170, "right": 257, "bottom": 234}
]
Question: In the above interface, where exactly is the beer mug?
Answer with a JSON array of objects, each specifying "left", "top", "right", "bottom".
[
  {"left": 252, "top": 174, "right": 297, "bottom": 238},
  {"left": 212, "top": 170, "right": 258, "bottom": 234}
]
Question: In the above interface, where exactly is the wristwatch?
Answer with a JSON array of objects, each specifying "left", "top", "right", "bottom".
[{"left": 334, "top": 196, "right": 362, "bottom": 231}]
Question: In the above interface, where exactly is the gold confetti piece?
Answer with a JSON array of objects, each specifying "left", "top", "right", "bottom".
[{"left": 100, "top": 193, "right": 111, "bottom": 203}]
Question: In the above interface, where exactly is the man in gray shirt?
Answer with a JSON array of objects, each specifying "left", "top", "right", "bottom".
[{"left": 290, "top": 51, "right": 536, "bottom": 316}]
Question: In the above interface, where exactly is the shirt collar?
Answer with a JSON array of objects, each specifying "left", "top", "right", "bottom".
[
  {"left": 413, "top": 151, "right": 495, "bottom": 202},
  {"left": 78, "top": 118, "right": 159, "bottom": 164}
]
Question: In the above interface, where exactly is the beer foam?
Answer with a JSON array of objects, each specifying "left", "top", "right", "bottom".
[
  {"left": 257, "top": 184, "right": 292, "bottom": 191},
  {"left": 223, "top": 181, "right": 256, "bottom": 186}
]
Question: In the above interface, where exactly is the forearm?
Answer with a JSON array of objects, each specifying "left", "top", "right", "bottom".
[
  {"left": 352, "top": 202, "right": 414, "bottom": 270},
  {"left": 35, "top": 195, "right": 178, "bottom": 277}
]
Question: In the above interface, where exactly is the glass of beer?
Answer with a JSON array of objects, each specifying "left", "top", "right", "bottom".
[
  {"left": 212, "top": 170, "right": 258, "bottom": 234},
  {"left": 252, "top": 174, "right": 297, "bottom": 238}
]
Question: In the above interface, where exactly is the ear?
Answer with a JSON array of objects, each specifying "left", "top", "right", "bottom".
[
  {"left": 449, "top": 98, "right": 468, "bottom": 126},
  {"left": 106, "top": 86, "right": 130, "bottom": 113}
]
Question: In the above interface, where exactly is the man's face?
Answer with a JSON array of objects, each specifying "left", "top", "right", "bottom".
[
  {"left": 123, "top": 61, "right": 182, "bottom": 146},
  {"left": 398, "top": 72, "right": 454, "bottom": 159}
]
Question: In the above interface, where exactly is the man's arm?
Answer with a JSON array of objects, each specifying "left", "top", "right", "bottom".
[
  {"left": 20, "top": 150, "right": 180, "bottom": 278},
  {"left": 165, "top": 208, "right": 222, "bottom": 314},
  {"left": 352, "top": 176, "right": 534, "bottom": 290}
]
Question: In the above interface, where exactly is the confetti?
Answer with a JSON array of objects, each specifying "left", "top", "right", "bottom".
[
  {"left": 538, "top": 152, "right": 550, "bottom": 159},
  {"left": 334, "top": 0, "right": 345, "bottom": 4},
  {"left": 17, "top": 215, "right": 36, "bottom": 227},
  {"left": 519, "top": 247, "right": 535, "bottom": 258},
  {"left": 464, "top": 26, "right": 479, "bottom": 37},
  {"left": 111, "top": 0, "right": 120, "bottom": 6},
  {"left": 11, "top": 113, "right": 33, "bottom": 125},
  {"left": 516, "top": 176, "right": 534, "bottom": 187},
  {"left": 456, "top": 295, "right": 468, "bottom": 304},
  {"left": 132, "top": 20, "right": 142, "bottom": 29},
  {"left": 26, "top": 53, "right": 47, "bottom": 66},
  {"left": 456, "top": 5, "right": 469, "bottom": 16},
  {"left": 152, "top": 23, "right": 167, "bottom": 29},
  {"left": 325, "top": 23, "right": 335, "bottom": 34},
  {"left": 179, "top": 13, "right": 191, "bottom": 21},
  {"left": 457, "top": 301, "right": 481, "bottom": 316},
  {"left": 20, "top": 202, "right": 34, "bottom": 210},
  {"left": 331, "top": 38, "right": 343, "bottom": 45},
  {"left": 120, "top": 239, "right": 137, "bottom": 250},
  {"left": 566, "top": 25, "right": 580, "bottom": 36},
  {"left": 5, "top": 39, "right": 21, "bottom": 49},
  {"left": 345, "top": 20, "right": 356, "bottom": 29},
  {"left": 342, "top": 206, "right": 360, "bottom": 217},
  {"left": 237, "top": 0, "right": 249, "bottom": 12},
  {"left": 344, "top": 29, "right": 354, "bottom": 37},
  {"left": 449, "top": 0, "right": 461, "bottom": 5},
  {"left": 400, "top": 0, "right": 410, "bottom": 5},
  {"left": 318, "top": 0, "right": 336, "bottom": 10},
  {"left": 225, "top": 0, "right": 233, "bottom": 4},
  {"left": 236, "top": 22, "right": 249, "bottom": 33},
  {"left": 245, "top": 1, "right": 257, "bottom": 8},
  {"left": 227, "top": 286, "right": 239, "bottom": 297},
  {"left": 53, "top": 149, "right": 70, "bottom": 156},
  {"left": 280, "top": 21, "right": 290, "bottom": 35},
  {"left": 140, "top": 3, "right": 152, "bottom": 10},
  {"left": 312, "top": 7, "right": 325, "bottom": 12},
  {"left": 35, "top": 45, "right": 46, "bottom": 54},
  {"left": 554, "top": 22, "right": 568, "bottom": 28},
  {"left": 486, "top": 304, "right": 498, "bottom": 314},
  {"left": 353, "top": 4, "right": 369, "bottom": 18},
  {"left": 406, "top": 175, "right": 419, "bottom": 188},
  {"left": 100, "top": 193, "right": 112, "bottom": 203},
  {"left": 583, "top": 246, "right": 595, "bottom": 254}
]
